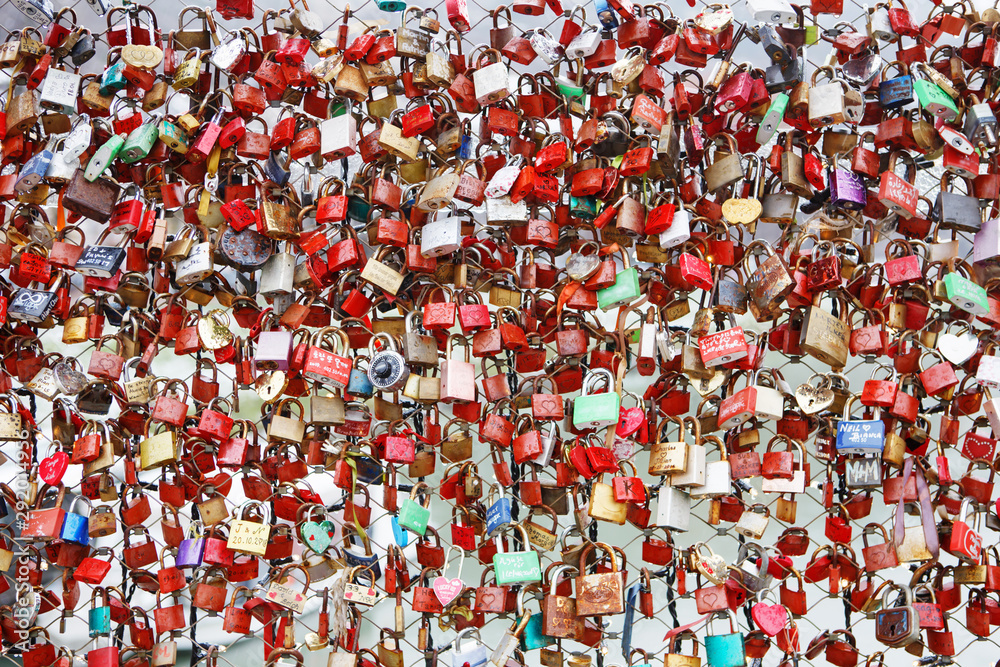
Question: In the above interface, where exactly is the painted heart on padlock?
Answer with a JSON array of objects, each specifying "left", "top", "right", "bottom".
[
  {"left": 696, "top": 554, "right": 727, "bottom": 584},
  {"left": 616, "top": 407, "right": 646, "bottom": 437},
  {"left": 39, "top": 451, "right": 69, "bottom": 485},
  {"left": 751, "top": 602, "right": 788, "bottom": 637},
  {"left": 432, "top": 576, "right": 465, "bottom": 606},
  {"left": 937, "top": 331, "right": 978, "bottom": 366},
  {"left": 301, "top": 521, "right": 335, "bottom": 554},
  {"left": 794, "top": 383, "right": 835, "bottom": 414}
]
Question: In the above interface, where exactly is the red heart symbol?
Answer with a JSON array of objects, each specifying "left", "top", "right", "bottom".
[
  {"left": 344, "top": 592, "right": 353, "bottom": 598},
  {"left": 752, "top": 602, "right": 788, "bottom": 637},
  {"left": 39, "top": 452, "right": 69, "bottom": 485},
  {"left": 268, "top": 592, "right": 278, "bottom": 599},
  {"left": 616, "top": 407, "right": 646, "bottom": 437}
]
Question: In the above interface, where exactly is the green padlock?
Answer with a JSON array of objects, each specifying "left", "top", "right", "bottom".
[
  {"left": 555, "top": 59, "right": 586, "bottom": 102},
  {"left": 88, "top": 587, "right": 112, "bottom": 637},
  {"left": 572, "top": 368, "right": 620, "bottom": 430},
  {"left": 942, "top": 273, "right": 988, "bottom": 314},
  {"left": 597, "top": 252, "right": 641, "bottom": 310},
  {"left": 99, "top": 59, "right": 127, "bottom": 97},
  {"left": 493, "top": 524, "right": 542, "bottom": 585},
  {"left": 570, "top": 195, "right": 598, "bottom": 220},
  {"left": 756, "top": 92, "right": 788, "bottom": 144},
  {"left": 914, "top": 77, "right": 958, "bottom": 123},
  {"left": 347, "top": 185, "right": 372, "bottom": 223},
  {"left": 397, "top": 481, "right": 431, "bottom": 536},
  {"left": 84, "top": 131, "right": 126, "bottom": 182},
  {"left": 121, "top": 113, "right": 162, "bottom": 164}
]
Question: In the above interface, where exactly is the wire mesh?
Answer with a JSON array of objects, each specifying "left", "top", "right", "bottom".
[{"left": 0, "top": 0, "right": 992, "bottom": 664}]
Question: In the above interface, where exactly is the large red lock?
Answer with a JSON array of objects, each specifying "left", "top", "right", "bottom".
[
  {"left": 919, "top": 353, "right": 959, "bottom": 396},
  {"left": 860, "top": 366, "right": 899, "bottom": 408}
]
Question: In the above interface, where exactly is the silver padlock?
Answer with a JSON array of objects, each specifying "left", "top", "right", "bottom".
[
  {"left": 964, "top": 100, "right": 998, "bottom": 145},
  {"left": 746, "top": 0, "right": 796, "bottom": 23},
  {"left": 750, "top": 369, "right": 785, "bottom": 420},
  {"left": 532, "top": 421, "right": 559, "bottom": 467},
  {"left": 259, "top": 243, "right": 296, "bottom": 297},
  {"left": 210, "top": 33, "right": 248, "bottom": 72},
  {"left": 529, "top": 28, "right": 562, "bottom": 64},
  {"left": 14, "top": 0, "right": 53, "bottom": 22},
  {"left": 46, "top": 139, "right": 81, "bottom": 183},
  {"left": 658, "top": 206, "right": 691, "bottom": 249},
  {"left": 420, "top": 214, "right": 463, "bottom": 258},
  {"left": 175, "top": 240, "right": 214, "bottom": 286},
  {"left": 734, "top": 504, "right": 770, "bottom": 539},
  {"left": 367, "top": 333, "right": 410, "bottom": 392},
  {"left": 39, "top": 67, "right": 81, "bottom": 114},
  {"left": 485, "top": 196, "right": 528, "bottom": 225},
  {"left": 869, "top": 4, "right": 897, "bottom": 42},
  {"left": 566, "top": 26, "right": 601, "bottom": 58},
  {"left": 655, "top": 485, "right": 691, "bottom": 532},
  {"left": 472, "top": 49, "right": 510, "bottom": 104},
  {"left": 320, "top": 110, "right": 357, "bottom": 160},
  {"left": 690, "top": 436, "right": 732, "bottom": 499},
  {"left": 671, "top": 425, "right": 707, "bottom": 488},
  {"left": 63, "top": 114, "right": 93, "bottom": 161},
  {"left": 733, "top": 542, "right": 771, "bottom": 593},
  {"left": 453, "top": 628, "right": 489, "bottom": 667}
]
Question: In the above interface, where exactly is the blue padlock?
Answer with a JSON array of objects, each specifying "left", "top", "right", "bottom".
[
  {"left": 593, "top": 0, "right": 619, "bottom": 29},
  {"left": 517, "top": 587, "right": 554, "bottom": 651},
  {"left": 878, "top": 62, "right": 914, "bottom": 110},
  {"left": 347, "top": 366, "right": 375, "bottom": 398},
  {"left": 458, "top": 134, "right": 473, "bottom": 160},
  {"left": 485, "top": 485, "right": 512, "bottom": 537},
  {"left": 836, "top": 396, "right": 885, "bottom": 455},
  {"left": 264, "top": 150, "right": 291, "bottom": 186},
  {"left": 343, "top": 531, "right": 382, "bottom": 579},
  {"left": 452, "top": 628, "right": 488, "bottom": 667},
  {"left": 59, "top": 496, "right": 91, "bottom": 545},
  {"left": 88, "top": 587, "right": 111, "bottom": 637},
  {"left": 704, "top": 610, "right": 746, "bottom": 667}
]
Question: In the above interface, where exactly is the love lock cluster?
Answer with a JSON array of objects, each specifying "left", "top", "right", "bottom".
[{"left": 1, "top": 0, "right": 1000, "bottom": 665}]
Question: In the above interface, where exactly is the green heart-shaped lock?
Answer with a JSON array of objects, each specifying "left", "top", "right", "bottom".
[{"left": 301, "top": 520, "right": 335, "bottom": 554}]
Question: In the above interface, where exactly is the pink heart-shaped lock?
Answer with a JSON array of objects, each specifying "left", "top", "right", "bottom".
[
  {"left": 432, "top": 576, "right": 464, "bottom": 607},
  {"left": 751, "top": 602, "right": 788, "bottom": 637}
]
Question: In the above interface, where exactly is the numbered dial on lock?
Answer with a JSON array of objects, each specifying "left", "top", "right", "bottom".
[{"left": 368, "top": 349, "right": 410, "bottom": 391}]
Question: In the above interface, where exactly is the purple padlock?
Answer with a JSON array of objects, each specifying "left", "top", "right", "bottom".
[
  {"left": 254, "top": 330, "right": 294, "bottom": 371},
  {"left": 828, "top": 167, "right": 866, "bottom": 211},
  {"left": 176, "top": 523, "right": 206, "bottom": 569}
]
